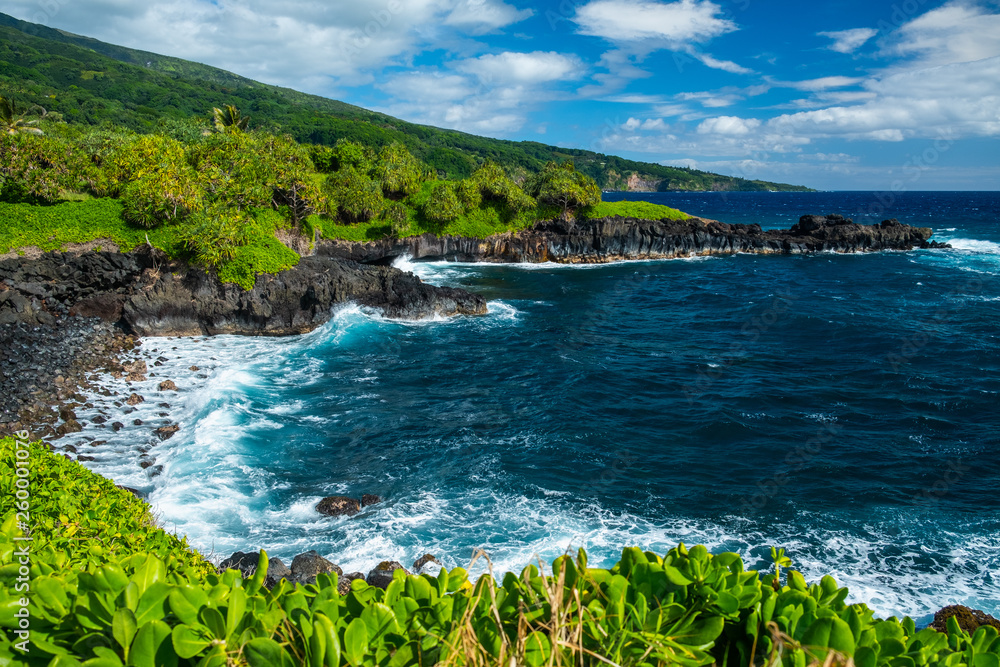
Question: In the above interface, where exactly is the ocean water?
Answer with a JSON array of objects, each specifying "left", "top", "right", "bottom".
[{"left": 65, "top": 192, "right": 999, "bottom": 624}]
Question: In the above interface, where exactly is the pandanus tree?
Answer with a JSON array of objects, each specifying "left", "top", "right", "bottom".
[
  {"left": 524, "top": 160, "right": 602, "bottom": 218},
  {"left": 212, "top": 105, "right": 250, "bottom": 132},
  {"left": 0, "top": 96, "right": 45, "bottom": 136}
]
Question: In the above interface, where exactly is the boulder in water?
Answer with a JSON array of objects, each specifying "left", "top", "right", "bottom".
[{"left": 316, "top": 495, "right": 361, "bottom": 517}]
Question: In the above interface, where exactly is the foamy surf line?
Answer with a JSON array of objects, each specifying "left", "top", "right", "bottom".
[
  {"left": 391, "top": 254, "right": 718, "bottom": 283},
  {"left": 53, "top": 305, "right": 381, "bottom": 486}
]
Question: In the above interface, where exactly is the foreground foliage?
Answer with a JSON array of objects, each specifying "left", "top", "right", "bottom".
[{"left": 2, "top": 437, "right": 998, "bottom": 667}]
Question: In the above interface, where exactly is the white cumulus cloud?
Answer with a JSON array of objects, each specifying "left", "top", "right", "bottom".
[
  {"left": 818, "top": 28, "right": 878, "bottom": 54},
  {"left": 456, "top": 51, "right": 585, "bottom": 84},
  {"left": 697, "top": 116, "right": 761, "bottom": 135},
  {"left": 888, "top": 0, "right": 1000, "bottom": 68},
  {"left": 574, "top": 0, "right": 736, "bottom": 43}
]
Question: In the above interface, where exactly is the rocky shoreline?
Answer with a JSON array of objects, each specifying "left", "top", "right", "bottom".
[
  {"left": 0, "top": 212, "right": 963, "bottom": 610},
  {"left": 0, "top": 246, "right": 487, "bottom": 439},
  {"left": 320, "top": 214, "right": 948, "bottom": 264}
]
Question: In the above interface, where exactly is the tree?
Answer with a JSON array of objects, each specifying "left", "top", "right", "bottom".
[
  {"left": 422, "top": 182, "right": 463, "bottom": 224},
  {"left": 0, "top": 96, "right": 45, "bottom": 136},
  {"left": 524, "top": 161, "right": 601, "bottom": 217},
  {"left": 372, "top": 143, "right": 424, "bottom": 199},
  {"left": 469, "top": 161, "right": 535, "bottom": 214},
  {"left": 323, "top": 166, "right": 385, "bottom": 222},
  {"left": 213, "top": 105, "right": 250, "bottom": 132}
]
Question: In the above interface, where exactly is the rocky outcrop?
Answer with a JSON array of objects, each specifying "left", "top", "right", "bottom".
[
  {"left": 320, "top": 214, "right": 944, "bottom": 265},
  {"left": 218, "top": 550, "right": 292, "bottom": 589},
  {"left": 0, "top": 246, "right": 488, "bottom": 334},
  {"left": 316, "top": 495, "right": 361, "bottom": 517},
  {"left": 290, "top": 550, "right": 342, "bottom": 586},
  {"left": 930, "top": 605, "right": 1000, "bottom": 634},
  {"left": 367, "top": 561, "right": 409, "bottom": 589}
]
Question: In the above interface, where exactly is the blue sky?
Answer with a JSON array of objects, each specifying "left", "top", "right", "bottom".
[{"left": 5, "top": 0, "right": 999, "bottom": 189}]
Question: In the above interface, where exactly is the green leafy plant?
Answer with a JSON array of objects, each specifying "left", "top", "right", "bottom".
[
  {"left": 5, "top": 436, "right": 997, "bottom": 667},
  {"left": 0, "top": 95, "right": 45, "bottom": 136},
  {"left": 213, "top": 105, "right": 250, "bottom": 133}
]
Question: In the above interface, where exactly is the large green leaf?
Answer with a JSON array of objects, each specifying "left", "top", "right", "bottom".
[
  {"left": 344, "top": 617, "right": 369, "bottom": 667},
  {"left": 675, "top": 615, "right": 725, "bottom": 648},
  {"left": 127, "top": 620, "right": 176, "bottom": 667},
  {"left": 112, "top": 608, "right": 138, "bottom": 659},
  {"left": 170, "top": 624, "right": 212, "bottom": 660},
  {"left": 243, "top": 637, "right": 296, "bottom": 667},
  {"left": 362, "top": 603, "right": 400, "bottom": 643},
  {"left": 523, "top": 631, "right": 552, "bottom": 667}
]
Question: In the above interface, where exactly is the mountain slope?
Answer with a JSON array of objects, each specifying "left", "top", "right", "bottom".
[{"left": 0, "top": 12, "right": 812, "bottom": 191}]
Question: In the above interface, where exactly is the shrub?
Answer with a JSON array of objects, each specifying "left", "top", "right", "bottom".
[
  {"left": 469, "top": 161, "right": 535, "bottom": 214},
  {"left": 0, "top": 133, "right": 93, "bottom": 203},
  {"left": 91, "top": 133, "right": 190, "bottom": 199},
  {"left": 324, "top": 166, "right": 385, "bottom": 222},
  {"left": 422, "top": 181, "right": 463, "bottom": 224},
  {"left": 120, "top": 168, "right": 203, "bottom": 229},
  {"left": 372, "top": 143, "right": 424, "bottom": 199}
]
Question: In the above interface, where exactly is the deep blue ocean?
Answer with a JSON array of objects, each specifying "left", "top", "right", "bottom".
[{"left": 67, "top": 191, "right": 999, "bottom": 623}]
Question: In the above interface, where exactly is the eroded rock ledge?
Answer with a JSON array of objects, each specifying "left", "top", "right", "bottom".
[
  {"left": 321, "top": 214, "right": 945, "bottom": 264},
  {"left": 0, "top": 247, "right": 488, "bottom": 335}
]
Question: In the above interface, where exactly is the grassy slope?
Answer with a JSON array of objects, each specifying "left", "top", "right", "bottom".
[{"left": 0, "top": 11, "right": 812, "bottom": 191}]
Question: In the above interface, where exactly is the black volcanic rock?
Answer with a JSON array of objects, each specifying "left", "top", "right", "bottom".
[
  {"left": 316, "top": 495, "right": 361, "bottom": 517},
  {"left": 319, "top": 214, "right": 942, "bottom": 264},
  {"left": 0, "top": 247, "right": 487, "bottom": 333}
]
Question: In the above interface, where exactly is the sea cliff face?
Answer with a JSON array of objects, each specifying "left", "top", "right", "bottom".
[
  {"left": 0, "top": 248, "right": 488, "bottom": 335},
  {"left": 320, "top": 214, "right": 942, "bottom": 264}
]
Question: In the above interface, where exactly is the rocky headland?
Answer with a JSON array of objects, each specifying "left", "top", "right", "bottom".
[
  {"left": 321, "top": 214, "right": 946, "bottom": 264},
  {"left": 0, "top": 247, "right": 486, "bottom": 437}
]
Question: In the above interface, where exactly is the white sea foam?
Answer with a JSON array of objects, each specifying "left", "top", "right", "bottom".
[{"left": 943, "top": 238, "right": 1000, "bottom": 254}]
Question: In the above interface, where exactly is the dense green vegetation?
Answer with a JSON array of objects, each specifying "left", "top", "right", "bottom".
[
  {"left": 0, "top": 12, "right": 811, "bottom": 192},
  {"left": 0, "top": 113, "right": 688, "bottom": 288},
  {"left": 3, "top": 436, "right": 999, "bottom": 666}
]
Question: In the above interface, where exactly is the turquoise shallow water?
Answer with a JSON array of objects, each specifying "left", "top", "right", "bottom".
[{"left": 67, "top": 192, "right": 999, "bottom": 623}]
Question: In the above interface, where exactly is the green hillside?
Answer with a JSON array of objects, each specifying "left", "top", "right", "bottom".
[{"left": 0, "top": 12, "right": 812, "bottom": 192}]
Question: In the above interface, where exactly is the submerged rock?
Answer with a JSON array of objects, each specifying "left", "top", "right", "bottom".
[
  {"left": 316, "top": 495, "right": 361, "bottom": 517},
  {"left": 361, "top": 494, "right": 382, "bottom": 507},
  {"left": 154, "top": 424, "right": 179, "bottom": 441}
]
